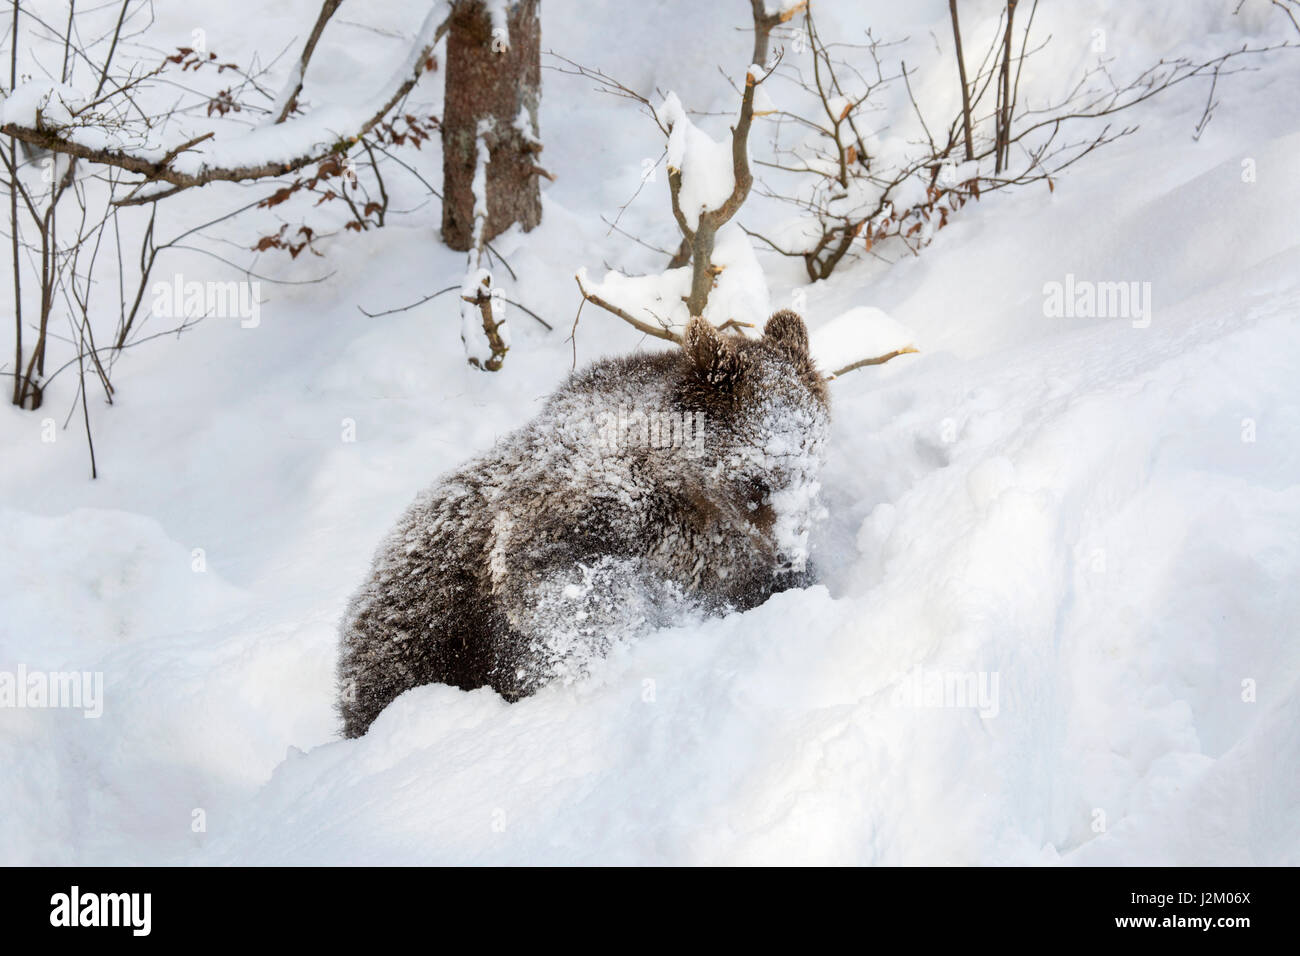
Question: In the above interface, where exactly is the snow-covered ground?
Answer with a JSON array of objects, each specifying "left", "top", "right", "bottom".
[{"left": 2, "top": 0, "right": 1298, "bottom": 864}]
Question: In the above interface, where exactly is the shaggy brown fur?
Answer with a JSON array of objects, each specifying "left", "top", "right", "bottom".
[{"left": 336, "top": 311, "right": 830, "bottom": 737}]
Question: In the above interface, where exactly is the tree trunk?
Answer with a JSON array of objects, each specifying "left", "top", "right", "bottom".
[{"left": 441, "top": 0, "right": 542, "bottom": 251}]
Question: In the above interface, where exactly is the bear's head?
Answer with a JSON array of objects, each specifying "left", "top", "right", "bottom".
[{"left": 676, "top": 310, "right": 831, "bottom": 576}]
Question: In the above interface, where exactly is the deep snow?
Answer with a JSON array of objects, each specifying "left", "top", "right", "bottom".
[{"left": 1, "top": 0, "right": 1298, "bottom": 865}]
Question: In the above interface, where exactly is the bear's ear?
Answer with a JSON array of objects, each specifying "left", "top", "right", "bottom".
[
  {"left": 682, "top": 316, "right": 746, "bottom": 389},
  {"left": 763, "top": 309, "right": 809, "bottom": 356}
]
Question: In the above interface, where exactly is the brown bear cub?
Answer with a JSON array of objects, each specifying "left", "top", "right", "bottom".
[{"left": 337, "top": 310, "right": 830, "bottom": 737}]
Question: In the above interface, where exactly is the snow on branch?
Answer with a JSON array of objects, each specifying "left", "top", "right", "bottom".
[
  {"left": 461, "top": 120, "right": 509, "bottom": 371},
  {"left": 568, "top": 0, "right": 785, "bottom": 351},
  {"left": 0, "top": 3, "right": 450, "bottom": 204},
  {"left": 561, "top": 0, "right": 923, "bottom": 379},
  {"left": 656, "top": 92, "right": 736, "bottom": 234},
  {"left": 576, "top": 223, "right": 769, "bottom": 342}
]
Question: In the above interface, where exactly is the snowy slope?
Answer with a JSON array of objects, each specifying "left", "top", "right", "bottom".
[{"left": 1, "top": 0, "right": 1298, "bottom": 865}]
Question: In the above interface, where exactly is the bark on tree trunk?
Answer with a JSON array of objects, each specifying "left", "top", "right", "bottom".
[{"left": 441, "top": 0, "right": 542, "bottom": 251}]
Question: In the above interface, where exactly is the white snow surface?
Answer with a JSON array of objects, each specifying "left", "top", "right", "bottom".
[{"left": 2, "top": 0, "right": 1299, "bottom": 865}]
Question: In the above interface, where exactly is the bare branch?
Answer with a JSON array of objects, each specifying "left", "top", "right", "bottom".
[
  {"left": 827, "top": 346, "right": 918, "bottom": 379},
  {"left": 270, "top": 0, "right": 345, "bottom": 123},
  {"left": 575, "top": 271, "right": 678, "bottom": 342},
  {"left": 948, "top": 0, "right": 974, "bottom": 160}
]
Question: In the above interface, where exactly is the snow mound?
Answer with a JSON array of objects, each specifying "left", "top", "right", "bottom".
[{"left": 810, "top": 306, "right": 918, "bottom": 374}]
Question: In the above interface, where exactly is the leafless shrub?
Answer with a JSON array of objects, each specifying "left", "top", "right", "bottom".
[{"left": 746, "top": 0, "right": 1294, "bottom": 282}]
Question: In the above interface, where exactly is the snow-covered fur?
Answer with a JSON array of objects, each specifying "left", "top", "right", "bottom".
[{"left": 336, "top": 311, "right": 830, "bottom": 737}]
